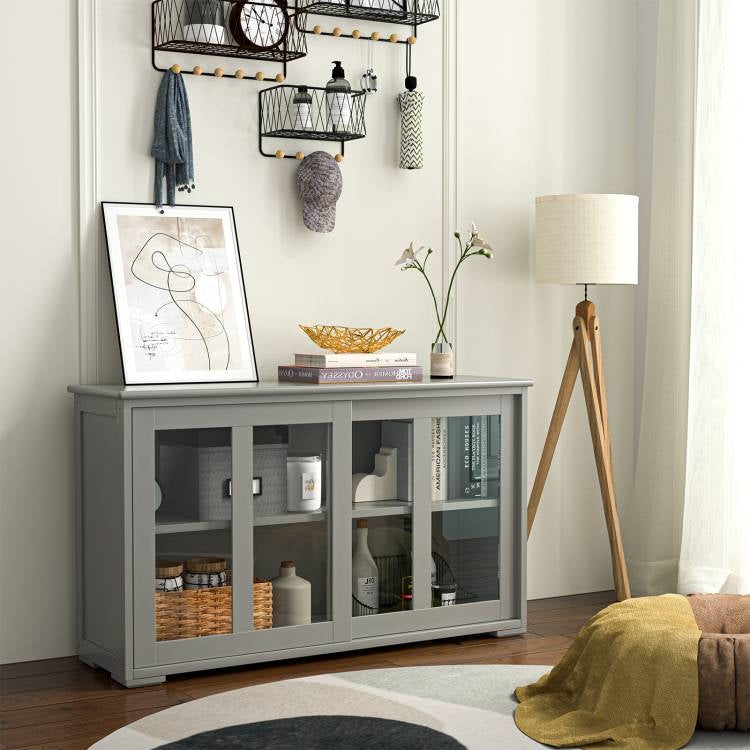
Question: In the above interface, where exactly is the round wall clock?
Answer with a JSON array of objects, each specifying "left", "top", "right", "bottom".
[{"left": 229, "top": 1, "right": 290, "bottom": 51}]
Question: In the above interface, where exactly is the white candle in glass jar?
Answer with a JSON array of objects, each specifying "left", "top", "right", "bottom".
[{"left": 286, "top": 455, "right": 322, "bottom": 512}]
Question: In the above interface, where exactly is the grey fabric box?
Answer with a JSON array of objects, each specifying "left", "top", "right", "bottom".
[
  {"left": 253, "top": 443, "right": 288, "bottom": 517},
  {"left": 198, "top": 446, "right": 232, "bottom": 521},
  {"left": 198, "top": 444, "right": 288, "bottom": 521}
]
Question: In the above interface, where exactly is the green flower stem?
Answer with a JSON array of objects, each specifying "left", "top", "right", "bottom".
[
  {"left": 412, "top": 257, "right": 448, "bottom": 344},
  {"left": 435, "top": 235, "right": 471, "bottom": 342},
  {"left": 400, "top": 230, "right": 492, "bottom": 348}
]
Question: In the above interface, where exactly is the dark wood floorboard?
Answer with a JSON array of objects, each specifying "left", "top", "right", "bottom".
[{"left": 0, "top": 591, "right": 614, "bottom": 750}]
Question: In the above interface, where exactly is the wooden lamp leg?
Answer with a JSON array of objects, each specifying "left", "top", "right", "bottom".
[
  {"left": 574, "top": 317, "right": 631, "bottom": 601},
  {"left": 528, "top": 301, "right": 631, "bottom": 601},
  {"left": 527, "top": 341, "right": 578, "bottom": 536}
]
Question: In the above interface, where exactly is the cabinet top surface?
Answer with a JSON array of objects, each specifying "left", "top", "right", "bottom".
[{"left": 68, "top": 375, "right": 532, "bottom": 401}]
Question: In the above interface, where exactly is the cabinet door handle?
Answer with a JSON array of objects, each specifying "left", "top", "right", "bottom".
[{"left": 223, "top": 478, "right": 263, "bottom": 498}]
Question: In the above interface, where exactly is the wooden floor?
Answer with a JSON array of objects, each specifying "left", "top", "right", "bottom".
[{"left": 0, "top": 591, "right": 614, "bottom": 750}]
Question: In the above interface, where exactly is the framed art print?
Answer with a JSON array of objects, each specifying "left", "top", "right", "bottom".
[{"left": 102, "top": 202, "right": 258, "bottom": 385}]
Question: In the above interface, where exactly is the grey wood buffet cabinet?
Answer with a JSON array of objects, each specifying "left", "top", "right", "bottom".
[{"left": 69, "top": 376, "right": 530, "bottom": 687}]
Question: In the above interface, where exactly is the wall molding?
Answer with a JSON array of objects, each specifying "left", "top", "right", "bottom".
[
  {"left": 441, "top": 0, "right": 459, "bottom": 356},
  {"left": 77, "top": 0, "right": 100, "bottom": 385},
  {"left": 78, "top": 1, "right": 459, "bottom": 383}
]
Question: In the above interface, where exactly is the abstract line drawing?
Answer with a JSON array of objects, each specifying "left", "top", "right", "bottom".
[{"left": 103, "top": 204, "right": 257, "bottom": 385}]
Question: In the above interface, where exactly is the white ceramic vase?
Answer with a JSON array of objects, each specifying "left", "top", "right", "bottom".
[{"left": 271, "top": 561, "right": 311, "bottom": 627}]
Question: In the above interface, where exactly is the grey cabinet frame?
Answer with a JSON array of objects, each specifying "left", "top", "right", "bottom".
[{"left": 70, "top": 377, "right": 530, "bottom": 687}]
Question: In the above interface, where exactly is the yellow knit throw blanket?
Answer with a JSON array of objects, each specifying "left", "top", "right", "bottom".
[{"left": 515, "top": 594, "right": 700, "bottom": 749}]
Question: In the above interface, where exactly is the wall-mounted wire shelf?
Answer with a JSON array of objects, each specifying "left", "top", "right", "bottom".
[
  {"left": 259, "top": 84, "right": 367, "bottom": 159},
  {"left": 295, "top": 0, "right": 439, "bottom": 26},
  {"left": 152, "top": 0, "right": 308, "bottom": 80}
]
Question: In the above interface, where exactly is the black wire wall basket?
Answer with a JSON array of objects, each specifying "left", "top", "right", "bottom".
[
  {"left": 295, "top": 0, "right": 439, "bottom": 26},
  {"left": 259, "top": 84, "right": 367, "bottom": 159},
  {"left": 152, "top": 0, "right": 308, "bottom": 76}
]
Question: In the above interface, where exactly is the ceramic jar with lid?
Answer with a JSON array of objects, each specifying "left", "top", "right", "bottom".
[
  {"left": 155, "top": 561, "right": 184, "bottom": 592},
  {"left": 271, "top": 561, "right": 311, "bottom": 627},
  {"left": 286, "top": 455, "right": 322, "bottom": 512},
  {"left": 183, "top": 557, "right": 228, "bottom": 589}
]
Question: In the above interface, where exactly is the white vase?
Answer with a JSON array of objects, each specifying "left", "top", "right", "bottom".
[
  {"left": 430, "top": 342, "right": 455, "bottom": 379},
  {"left": 271, "top": 561, "right": 311, "bottom": 627}
]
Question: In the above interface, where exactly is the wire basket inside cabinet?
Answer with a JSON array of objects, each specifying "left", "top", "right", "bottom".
[
  {"left": 260, "top": 85, "right": 367, "bottom": 146},
  {"left": 155, "top": 575, "right": 272, "bottom": 641},
  {"left": 295, "top": 0, "right": 439, "bottom": 25},
  {"left": 352, "top": 554, "right": 409, "bottom": 617},
  {"left": 152, "top": 0, "right": 307, "bottom": 63},
  {"left": 351, "top": 552, "right": 477, "bottom": 616}
]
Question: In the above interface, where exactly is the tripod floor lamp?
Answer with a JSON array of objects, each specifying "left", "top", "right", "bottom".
[{"left": 528, "top": 194, "right": 638, "bottom": 601}]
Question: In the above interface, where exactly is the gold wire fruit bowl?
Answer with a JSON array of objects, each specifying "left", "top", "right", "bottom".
[{"left": 299, "top": 325, "right": 405, "bottom": 354}]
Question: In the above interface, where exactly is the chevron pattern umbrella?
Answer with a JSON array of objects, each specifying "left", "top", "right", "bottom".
[{"left": 398, "top": 86, "right": 424, "bottom": 170}]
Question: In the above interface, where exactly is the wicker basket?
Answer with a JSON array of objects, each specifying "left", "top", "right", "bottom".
[{"left": 156, "top": 577, "right": 272, "bottom": 641}]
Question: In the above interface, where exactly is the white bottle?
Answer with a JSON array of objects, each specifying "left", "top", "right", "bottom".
[
  {"left": 352, "top": 519, "right": 378, "bottom": 613},
  {"left": 326, "top": 60, "right": 352, "bottom": 133}
]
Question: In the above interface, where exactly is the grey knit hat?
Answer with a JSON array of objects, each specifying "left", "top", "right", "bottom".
[{"left": 296, "top": 151, "right": 343, "bottom": 233}]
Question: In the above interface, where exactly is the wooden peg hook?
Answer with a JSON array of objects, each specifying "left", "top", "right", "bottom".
[{"left": 170, "top": 63, "right": 181, "bottom": 74}]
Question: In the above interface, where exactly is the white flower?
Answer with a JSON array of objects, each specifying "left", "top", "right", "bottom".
[
  {"left": 395, "top": 242, "right": 417, "bottom": 266},
  {"left": 471, "top": 221, "right": 478, "bottom": 237},
  {"left": 395, "top": 243, "right": 428, "bottom": 266},
  {"left": 471, "top": 235, "right": 494, "bottom": 253}
]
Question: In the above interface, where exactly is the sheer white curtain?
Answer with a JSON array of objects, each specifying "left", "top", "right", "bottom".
[
  {"left": 628, "top": 0, "right": 750, "bottom": 595},
  {"left": 625, "top": 0, "right": 695, "bottom": 595},
  {"left": 677, "top": 0, "right": 750, "bottom": 594}
]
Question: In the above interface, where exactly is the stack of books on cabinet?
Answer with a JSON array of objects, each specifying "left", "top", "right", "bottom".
[
  {"left": 278, "top": 352, "right": 422, "bottom": 384},
  {"left": 431, "top": 416, "right": 500, "bottom": 502}
]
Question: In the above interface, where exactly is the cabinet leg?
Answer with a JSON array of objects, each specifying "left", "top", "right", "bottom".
[{"left": 112, "top": 671, "right": 167, "bottom": 688}]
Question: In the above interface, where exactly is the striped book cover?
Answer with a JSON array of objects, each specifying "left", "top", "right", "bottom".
[{"left": 278, "top": 365, "right": 423, "bottom": 384}]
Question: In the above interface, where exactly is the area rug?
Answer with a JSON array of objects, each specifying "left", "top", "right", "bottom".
[{"left": 91, "top": 665, "right": 749, "bottom": 749}]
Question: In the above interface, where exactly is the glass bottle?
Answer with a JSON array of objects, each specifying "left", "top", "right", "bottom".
[
  {"left": 326, "top": 60, "right": 352, "bottom": 133},
  {"left": 352, "top": 519, "right": 378, "bottom": 613},
  {"left": 291, "top": 86, "right": 313, "bottom": 131}
]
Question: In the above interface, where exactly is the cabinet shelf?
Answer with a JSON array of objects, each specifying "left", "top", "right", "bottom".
[
  {"left": 155, "top": 513, "right": 231, "bottom": 534},
  {"left": 156, "top": 510, "right": 328, "bottom": 532},
  {"left": 431, "top": 498, "right": 500, "bottom": 512},
  {"left": 352, "top": 499, "right": 412, "bottom": 518},
  {"left": 254, "top": 508, "right": 327, "bottom": 526}
]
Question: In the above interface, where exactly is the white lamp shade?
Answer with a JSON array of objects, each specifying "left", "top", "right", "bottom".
[{"left": 535, "top": 194, "right": 639, "bottom": 285}]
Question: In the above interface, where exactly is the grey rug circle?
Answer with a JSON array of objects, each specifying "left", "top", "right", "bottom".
[{"left": 156, "top": 715, "right": 466, "bottom": 749}]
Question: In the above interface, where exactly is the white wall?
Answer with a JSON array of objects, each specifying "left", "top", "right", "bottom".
[
  {"left": 0, "top": 2, "right": 79, "bottom": 662},
  {"left": 457, "top": 0, "right": 638, "bottom": 598},
  {"left": 0, "top": 0, "right": 644, "bottom": 662},
  {"left": 94, "top": 0, "right": 445, "bottom": 381}
]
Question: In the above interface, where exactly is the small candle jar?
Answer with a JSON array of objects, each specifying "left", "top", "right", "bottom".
[
  {"left": 183, "top": 557, "right": 228, "bottom": 589},
  {"left": 432, "top": 582, "right": 458, "bottom": 607},
  {"left": 286, "top": 455, "right": 322, "bottom": 512},
  {"left": 155, "top": 561, "right": 184, "bottom": 592}
]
